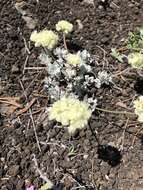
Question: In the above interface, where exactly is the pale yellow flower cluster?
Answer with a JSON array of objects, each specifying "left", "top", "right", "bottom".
[
  {"left": 30, "top": 30, "right": 58, "bottom": 49},
  {"left": 40, "top": 181, "right": 53, "bottom": 190},
  {"left": 30, "top": 20, "right": 73, "bottom": 49},
  {"left": 49, "top": 97, "right": 91, "bottom": 133},
  {"left": 128, "top": 52, "right": 143, "bottom": 69},
  {"left": 134, "top": 96, "right": 143, "bottom": 122},
  {"left": 56, "top": 20, "right": 73, "bottom": 34},
  {"left": 66, "top": 53, "right": 82, "bottom": 66}
]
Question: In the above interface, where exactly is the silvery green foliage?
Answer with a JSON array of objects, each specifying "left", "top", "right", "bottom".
[
  {"left": 39, "top": 53, "right": 52, "bottom": 65},
  {"left": 95, "top": 71, "right": 112, "bottom": 88},
  {"left": 78, "top": 50, "right": 90, "bottom": 62},
  {"left": 83, "top": 71, "right": 112, "bottom": 89},
  {"left": 44, "top": 77, "right": 61, "bottom": 100},
  {"left": 63, "top": 68, "right": 76, "bottom": 78},
  {"left": 84, "top": 75, "right": 95, "bottom": 87},
  {"left": 78, "top": 50, "right": 92, "bottom": 72},
  {"left": 87, "top": 97, "right": 97, "bottom": 111},
  {"left": 54, "top": 47, "right": 68, "bottom": 59},
  {"left": 39, "top": 53, "right": 64, "bottom": 76},
  {"left": 48, "top": 61, "right": 62, "bottom": 76},
  {"left": 41, "top": 47, "right": 112, "bottom": 110}
]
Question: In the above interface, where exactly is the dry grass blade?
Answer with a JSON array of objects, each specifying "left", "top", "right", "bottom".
[
  {"left": 19, "top": 80, "right": 41, "bottom": 152},
  {"left": 0, "top": 97, "right": 22, "bottom": 108},
  {"left": 16, "top": 98, "right": 36, "bottom": 116}
]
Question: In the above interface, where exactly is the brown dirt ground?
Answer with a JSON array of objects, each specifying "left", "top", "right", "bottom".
[{"left": 1, "top": 0, "right": 143, "bottom": 190}]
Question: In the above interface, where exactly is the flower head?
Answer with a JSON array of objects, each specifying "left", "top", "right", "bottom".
[
  {"left": 49, "top": 97, "right": 92, "bottom": 133},
  {"left": 56, "top": 20, "right": 73, "bottom": 34},
  {"left": 128, "top": 52, "right": 143, "bottom": 69},
  {"left": 40, "top": 181, "right": 53, "bottom": 190},
  {"left": 66, "top": 53, "right": 82, "bottom": 66},
  {"left": 133, "top": 96, "right": 143, "bottom": 122},
  {"left": 30, "top": 30, "right": 58, "bottom": 49},
  {"left": 26, "top": 186, "right": 35, "bottom": 190}
]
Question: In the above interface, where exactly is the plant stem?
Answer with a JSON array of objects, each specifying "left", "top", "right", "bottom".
[
  {"left": 63, "top": 34, "right": 68, "bottom": 51},
  {"left": 95, "top": 107, "right": 135, "bottom": 115},
  {"left": 112, "top": 68, "right": 130, "bottom": 77},
  {"left": 88, "top": 121, "right": 100, "bottom": 145},
  {"left": 43, "top": 47, "right": 48, "bottom": 54},
  {"left": 118, "top": 46, "right": 143, "bottom": 52}
]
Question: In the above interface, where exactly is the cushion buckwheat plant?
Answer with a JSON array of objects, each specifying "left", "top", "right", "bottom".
[
  {"left": 56, "top": 20, "right": 73, "bottom": 34},
  {"left": 133, "top": 96, "right": 143, "bottom": 122},
  {"left": 128, "top": 52, "right": 143, "bottom": 69},
  {"left": 49, "top": 96, "right": 92, "bottom": 133},
  {"left": 30, "top": 30, "right": 59, "bottom": 49},
  {"left": 30, "top": 20, "right": 113, "bottom": 134}
]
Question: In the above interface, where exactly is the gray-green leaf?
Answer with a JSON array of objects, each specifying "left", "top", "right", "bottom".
[{"left": 110, "top": 48, "right": 124, "bottom": 63}]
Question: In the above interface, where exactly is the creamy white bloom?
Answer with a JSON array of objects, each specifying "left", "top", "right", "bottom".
[
  {"left": 133, "top": 96, "right": 143, "bottom": 122},
  {"left": 40, "top": 180, "right": 53, "bottom": 190},
  {"left": 128, "top": 52, "right": 143, "bottom": 69},
  {"left": 66, "top": 53, "right": 82, "bottom": 66},
  {"left": 56, "top": 20, "right": 73, "bottom": 34},
  {"left": 49, "top": 97, "right": 91, "bottom": 133},
  {"left": 30, "top": 30, "right": 58, "bottom": 49}
]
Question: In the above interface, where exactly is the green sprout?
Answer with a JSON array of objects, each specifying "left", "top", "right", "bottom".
[
  {"left": 67, "top": 144, "right": 77, "bottom": 157},
  {"left": 127, "top": 27, "right": 143, "bottom": 50},
  {"left": 110, "top": 48, "right": 124, "bottom": 63}
]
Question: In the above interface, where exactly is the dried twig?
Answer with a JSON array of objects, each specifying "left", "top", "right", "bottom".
[
  {"left": 24, "top": 71, "right": 43, "bottom": 95},
  {"left": 120, "top": 118, "right": 129, "bottom": 150},
  {"left": 112, "top": 68, "right": 130, "bottom": 77},
  {"left": 16, "top": 98, "right": 36, "bottom": 116},
  {"left": 19, "top": 80, "right": 41, "bottom": 152},
  {"left": 131, "top": 125, "right": 143, "bottom": 147},
  {"left": 32, "top": 93, "right": 48, "bottom": 98},
  {"left": 22, "top": 36, "right": 31, "bottom": 54},
  {"left": 63, "top": 34, "right": 68, "bottom": 51},
  {"left": 32, "top": 154, "right": 53, "bottom": 187},
  {"left": 0, "top": 51, "right": 14, "bottom": 60},
  {"left": 95, "top": 107, "right": 134, "bottom": 115},
  {"left": 24, "top": 67, "right": 47, "bottom": 70},
  {"left": 0, "top": 97, "right": 22, "bottom": 108},
  {"left": 96, "top": 45, "right": 108, "bottom": 68},
  {"left": 23, "top": 55, "right": 29, "bottom": 75}
]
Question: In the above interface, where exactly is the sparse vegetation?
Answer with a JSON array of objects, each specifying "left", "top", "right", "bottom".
[{"left": 1, "top": 1, "right": 143, "bottom": 190}]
